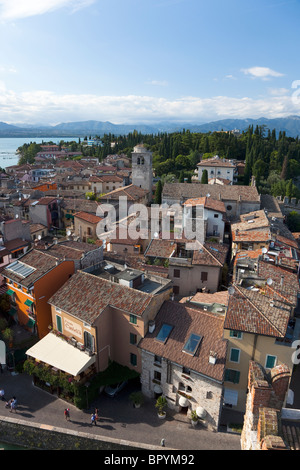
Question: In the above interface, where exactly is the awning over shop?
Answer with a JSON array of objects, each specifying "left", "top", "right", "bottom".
[{"left": 26, "top": 332, "right": 96, "bottom": 377}]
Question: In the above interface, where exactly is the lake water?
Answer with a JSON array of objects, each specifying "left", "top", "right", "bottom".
[
  {"left": 0, "top": 441, "right": 28, "bottom": 450},
  {"left": 0, "top": 136, "right": 81, "bottom": 170}
]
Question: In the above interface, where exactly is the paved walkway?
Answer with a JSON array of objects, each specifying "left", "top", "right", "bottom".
[{"left": 0, "top": 370, "right": 241, "bottom": 451}]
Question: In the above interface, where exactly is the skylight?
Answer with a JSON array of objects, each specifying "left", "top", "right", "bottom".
[
  {"left": 156, "top": 324, "right": 173, "bottom": 343},
  {"left": 182, "top": 333, "right": 202, "bottom": 356},
  {"left": 6, "top": 261, "right": 36, "bottom": 278}
]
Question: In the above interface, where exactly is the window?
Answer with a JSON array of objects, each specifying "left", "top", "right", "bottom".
[
  {"left": 225, "top": 369, "right": 240, "bottom": 384},
  {"left": 173, "top": 269, "right": 180, "bottom": 278},
  {"left": 129, "top": 314, "right": 137, "bottom": 324},
  {"left": 130, "top": 333, "right": 137, "bottom": 345},
  {"left": 214, "top": 214, "right": 219, "bottom": 218},
  {"left": 84, "top": 331, "right": 94, "bottom": 352},
  {"left": 230, "top": 348, "right": 240, "bottom": 363},
  {"left": 182, "top": 367, "right": 190, "bottom": 375},
  {"left": 130, "top": 353, "right": 137, "bottom": 367},
  {"left": 56, "top": 315, "right": 63, "bottom": 333},
  {"left": 182, "top": 333, "right": 202, "bottom": 356},
  {"left": 156, "top": 323, "right": 173, "bottom": 343},
  {"left": 224, "top": 388, "right": 238, "bottom": 406},
  {"left": 227, "top": 205, "right": 232, "bottom": 211},
  {"left": 154, "top": 370, "right": 161, "bottom": 382},
  {"left": 154, "top": 355, "right": 162, "bottom": 365},
  {"left": 201, "top": 272, "right": 208, "bottom": 282},
  {"left": 229, "top": 330, "right": 243, "bottom": 339},
  {"left": 265, "top": 355, "right": 277, "bottom": 369},
  {"left": 173, "top": 285, "right": 180, "bottom": 295}
]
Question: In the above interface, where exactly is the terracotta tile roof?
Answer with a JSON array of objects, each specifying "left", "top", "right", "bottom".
[
  {"left": 139, "top": 300, "right": 228, "bottom": 382},
  {"left": 2, "top": 249, "right": 63, "bottom": 287},
  {"left": 36, "top": 197, "right": 57, "bottom": 205},
  {"left": 48, "top": 270, "right": 154, "bottom": 323},
  {"left": 183, "top": 197, "right": 226, "bottom": 213},
  {"left": 100, "top": 184, "right": 148, "bottom": 201},
  {"left": 186, "top": 290, "right": 229, "bottom": 306},
  {"left": 232, "top": 210, "right": 270, "bottom": 232},
  {"left": 192, "top": 242, "right": 229, "bottom": 267},
  {"left": 232, "top": 228, "right": 271, "bottom": 243},
  {"left": 162, "top": 183, "right": 260, "bottom": 203},
  {"left": 37, "top": 241, "right": 99, "bottom": 260},
  {"left": 197, "top": 157, "right": 235, "bottom": 168},
  {"left": 61, "top": 198, "right": 100, "bottom": 213},
  {"left": 145, "top": 239, "right": 177, "bottom": 259},
  {"left": 74, "top": 211, "right": 103, "bottom": 225},
  {"left": 224, "top": 285, "right": 291, "bottom": 338},
  {"left": 257, "top": 260, "right": 300, "bottom": 307}
]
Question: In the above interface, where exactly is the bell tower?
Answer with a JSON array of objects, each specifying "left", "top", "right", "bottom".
[{"left": 131, "top": 144, "right": 153, "bottom": 201}]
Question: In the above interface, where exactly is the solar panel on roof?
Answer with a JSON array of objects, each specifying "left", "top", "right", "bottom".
[{"left": 6, "top": 261, "right": 36, "bottom": 278}]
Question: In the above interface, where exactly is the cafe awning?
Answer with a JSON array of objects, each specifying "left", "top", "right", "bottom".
[{"left": 26, "top": 333, "right": 96, "bottom": 377}]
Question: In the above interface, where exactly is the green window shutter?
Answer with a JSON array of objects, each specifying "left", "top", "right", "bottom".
[
  {"left": 56, "top": 315, "right": 62, "bottom": 333},
  {"left": 225, "top": 369, "right": 240, "bottom": 384},
  {"left": 129, "top": 314, "right": 137, "bottom": 324},
  {"left": 130, "top": 353, "right": 137, "bottom": 366},
  {"left": 234, "top": 371, "right": 240, "bottom": 384},
  {"left": 230, "top": 348, "right": 240, "bottom": 362},
  {"left": 6, "top": 289, "right": 14, "bottom": 296},
  {"left": 266, "top": 355, "right": 276, "bottom": 369},
  {"left": 24, "top": 299, "right": 33, "bottom": 306},
  {"left": 130, "top": 333, "right": 137, "bottom": 345}
]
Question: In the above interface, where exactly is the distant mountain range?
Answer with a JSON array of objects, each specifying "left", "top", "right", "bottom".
[{"left": 1, "top": 115, "right": 300, "bottom": 138}]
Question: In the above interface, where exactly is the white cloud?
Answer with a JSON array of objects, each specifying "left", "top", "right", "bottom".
[
  {"left": 0, "top": 86, "right": 299, "bottom": 125},
  {"left": 0, "top": 0, "right": 95, "bottom": 21},
  {"left": 145, "top": 79, "right": 169, "bottom": 87},
  {"left": 241, "top": 66, "right": 284, "bottom": 81}
]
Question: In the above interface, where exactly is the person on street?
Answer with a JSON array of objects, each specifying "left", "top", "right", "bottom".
[{"left": 91, "top": 413, "right": 97, "bottom": 426}]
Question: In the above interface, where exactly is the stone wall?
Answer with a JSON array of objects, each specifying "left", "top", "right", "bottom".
[
  {"left": 140, "top": 350, "right": 223, "bottom": 430},
  {"left": 0, "top": 416, "right": 144, "bottom": 451}
]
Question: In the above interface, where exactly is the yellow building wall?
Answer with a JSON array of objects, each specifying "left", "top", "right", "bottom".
[{"left": 223, "top": 329, "right": 294, "bottom": 412}]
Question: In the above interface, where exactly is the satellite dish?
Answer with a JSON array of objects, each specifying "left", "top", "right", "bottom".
[
  {"left": 267, "top": 278, "right": 273, "bottom": 286},
  {"left": 154, "top": 232, "right": 159, "bottom": 239},
  {"left": 38, "top": 235, "right": 42, "bottom": 240},
  {"left": 228, "top": 286, "right": 235, "bottom": 295},
  {"left": 262, "top": 247, "right": 268, "bottom": 254},
  {"left": 67, "top": 230, "right": 71, "bottom": 236},
  {"left": 206, "top": 193, "right": 211, "bottom": 198},
  {"left": 15, "top": 214, "right": 19, "bottom": 218}
]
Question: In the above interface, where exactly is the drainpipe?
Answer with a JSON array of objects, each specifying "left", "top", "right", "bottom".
[{"left": 251, "top": 334, "right": 258, "bottom": 361}]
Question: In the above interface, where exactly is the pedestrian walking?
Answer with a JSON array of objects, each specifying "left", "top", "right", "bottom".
[
  {"left": 91, "top": 413, "right": 97, "bottom": 426},
  {"left": 10, "top": 397, "right": 17, "bottom": 413},
  {"left": 95, "top": 408, "right": 99, "bottom": 421},
  {"left": 0, "top": 389, "right": 5, "bottom": 401},
  {"left": 64, "top": 408, "right": 70, "bottom": 421}
]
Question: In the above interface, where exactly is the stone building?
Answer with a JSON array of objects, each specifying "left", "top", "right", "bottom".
[
  {"left": 241, "top": 361, "right": 300, "bottom": 450},
  {"left": 139, "top": 300, "right": 228, "bottom": 430}
]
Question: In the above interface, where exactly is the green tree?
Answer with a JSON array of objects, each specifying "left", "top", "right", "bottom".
[
  {"left": 154, "top": 180, "right": 163, "bottom": 204},
  {"left": 200, "top": 169, "right": 208, "bottom": 184}
]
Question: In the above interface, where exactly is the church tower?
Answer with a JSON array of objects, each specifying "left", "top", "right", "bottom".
[{"left": 131, "top": 144, "right": 153, "bottom": 200}]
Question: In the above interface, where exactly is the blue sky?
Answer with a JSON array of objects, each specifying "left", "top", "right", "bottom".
[{"left": 0, "top": 0, "right": 300, "bottom": 125}]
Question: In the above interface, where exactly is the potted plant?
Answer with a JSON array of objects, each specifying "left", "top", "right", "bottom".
[
  {"left": 129, "top": 391, "right": 144, "bottom": 408},
  {"left": 2, "top": 327, "right": 13, "bottom": 347},
  {"left": 155, "top": 395, "right": 167, "bottom": 419},
  {"left": 190, "top": 410, "right": 198, "bottom": 427}
]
